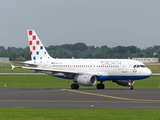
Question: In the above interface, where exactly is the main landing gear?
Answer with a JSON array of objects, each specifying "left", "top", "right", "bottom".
[
  {"left": 71, "top": 83, "right": 105, "bottom": 89},
  {"left": 70, "top": 82, "right": 133, "bottom": 90},
  {"left": 71, "top": 83, "right": 79, "bottom": 89},
  {"left": 96, "top": 81, "right": 105, "bottom": 89}
]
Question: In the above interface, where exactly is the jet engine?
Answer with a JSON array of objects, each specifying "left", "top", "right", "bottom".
[
  {"left": 76, "top": 75, "right": 97, "bottom": 86},
  {"left": 112, "top": 80, "right": 135, "bottom": 86}
]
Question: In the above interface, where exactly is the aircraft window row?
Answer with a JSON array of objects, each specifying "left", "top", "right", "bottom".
[
  {"left": 96, "top": 65, "right": 119, "bottom": 68},
  {"left": 52, "top": 65, "right": 119, "bottom": 68},
  {"left": 133, "top": 65, "right": 146, "bottom": 68}
]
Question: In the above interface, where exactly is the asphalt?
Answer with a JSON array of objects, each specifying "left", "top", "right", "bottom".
[{"left": 0, "top": 88, "right": 159, "bottom": 109}]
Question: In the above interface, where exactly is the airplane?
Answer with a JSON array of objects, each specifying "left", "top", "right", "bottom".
[{"left": 11, "top": 30, "right": 152, "bottom": 90}]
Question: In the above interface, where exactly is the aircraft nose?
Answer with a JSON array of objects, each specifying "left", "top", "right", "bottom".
[{"left": 146, "top": 68, "right": 152, "bottom": 76}]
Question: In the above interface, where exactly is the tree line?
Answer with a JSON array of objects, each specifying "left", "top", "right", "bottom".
[{"left": 0, "top": 43, "right": 160, "bottom": 61}]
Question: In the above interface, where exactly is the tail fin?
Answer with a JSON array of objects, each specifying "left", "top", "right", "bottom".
[{"left": 27, "top": 30, "right": 52, "bottom": 61}]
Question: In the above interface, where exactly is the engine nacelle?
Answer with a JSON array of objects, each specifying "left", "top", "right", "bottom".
[
  {"left": 76, "top": 75, "right": 97, "bottom": 86},
  {"left": 112, "top": 80, "right": 135, "bottom": 86}
]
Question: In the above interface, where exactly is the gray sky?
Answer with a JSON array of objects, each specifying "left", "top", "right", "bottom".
[{"left": 0, "top": 0, "right": 160, "bottom": 49}]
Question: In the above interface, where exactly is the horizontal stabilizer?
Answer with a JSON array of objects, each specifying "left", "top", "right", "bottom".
[{"left": 11, "top": 64, "right": 22, "bottom": 70}]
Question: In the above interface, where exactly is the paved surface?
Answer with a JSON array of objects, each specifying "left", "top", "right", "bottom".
[{"left": 0, "top": 88, "right": 159, "bottom": 109}]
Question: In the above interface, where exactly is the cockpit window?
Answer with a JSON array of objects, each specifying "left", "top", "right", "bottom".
[
  {"left": 137, "top": 65, "right": 140, "bottom": 68},
  {"left": 133, "top": 65, "right": 146, "bottom": 68},
  {"left": 140, "top": 65, "right": 146, "bottom": 68}
]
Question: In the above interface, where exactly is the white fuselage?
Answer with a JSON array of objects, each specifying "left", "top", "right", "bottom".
[{"left": 25, "top": 58, "right": 152, "bottom": 81}]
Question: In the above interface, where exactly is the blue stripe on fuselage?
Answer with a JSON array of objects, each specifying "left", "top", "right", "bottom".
[
  {"left": 53, "top": 75, "right": 150, "bottom": 81},
  {"left": 96, "top": 75, "right": 150, "bottom": 81}
]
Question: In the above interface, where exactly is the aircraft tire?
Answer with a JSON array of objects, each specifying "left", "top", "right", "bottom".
[
  {"left": 71, "top": 84, "right": 79, "bottom": 89},
  {"left": 128, "top": 86, "right": 133, "bottom": 90},
  {"left": 96, "top": 84, "right": 105, "bottom": 89}
]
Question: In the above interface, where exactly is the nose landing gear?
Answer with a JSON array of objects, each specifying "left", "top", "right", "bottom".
[{"left": 128, "top": 86, "right": 133, "bottom": 90}]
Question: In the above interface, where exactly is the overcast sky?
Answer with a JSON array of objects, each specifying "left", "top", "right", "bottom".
[{"left": 0, "top": 0, "right": 160, "bottom": 49}]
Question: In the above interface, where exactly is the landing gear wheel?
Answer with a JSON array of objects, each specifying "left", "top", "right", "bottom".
[
  {"left": 128, "top": 86, "right": 133, "bottom": 90},
  {"left": 71, "top": 84, "right": 79, "bottom": 89},
  {"left": 96, "top": 84, "right": 105, "bottom": 89}
]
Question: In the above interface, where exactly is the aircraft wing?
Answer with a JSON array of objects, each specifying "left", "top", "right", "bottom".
[{"left": 21, "top": 66, "right": 99, "bottom": 76}]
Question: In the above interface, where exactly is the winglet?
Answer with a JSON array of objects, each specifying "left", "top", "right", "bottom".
[
  {"left": 11, "top": 64, "right": 15, "bottom": 70},
  {"left": 11, "top": 64, "right": 22, "bottom": 69}
]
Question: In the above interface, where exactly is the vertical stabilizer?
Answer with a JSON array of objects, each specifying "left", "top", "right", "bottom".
[{"left": 27, "top": 30, "right": 52, "bottom": 62}]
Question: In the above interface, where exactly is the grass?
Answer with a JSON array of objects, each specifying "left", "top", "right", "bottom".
[
  {"left": 134, "top": 75, "right": 160, "bottom": 89},
  {"left": 146, "top": 63, "right": 160, "bottom": 73},
  {"left": 0, "top": 75, "right": 72, "bottom": 88},
  {"left": 0, "top": 108, "right": 159, "bottom": 120},
  {"left": 0, "top": 62, "right": 33, "bottom": 73},
  {"left": 0, "top": 74, "right": 159, "bottom": 89}
]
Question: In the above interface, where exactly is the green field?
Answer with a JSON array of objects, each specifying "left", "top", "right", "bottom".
[
  {"left": 0, "top": 74, "right": 159, "bottom": 89},
  {"left": 146, "top": 63, "right": 160, "bottom": 73},
  {"left": 0, "top": 108, "right": 159, "bottom": 120},
  {"left": 0, "top": 62, "right": 33, "bottom": 73}
]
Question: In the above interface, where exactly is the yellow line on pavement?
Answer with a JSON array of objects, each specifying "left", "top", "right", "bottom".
[{"left": 63, "top": 89, "right": 160, "bottom": 102}]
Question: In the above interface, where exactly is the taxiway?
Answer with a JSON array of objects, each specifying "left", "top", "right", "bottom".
[{"left": 0, "top": 88, "right": 159, "bottom": 109}]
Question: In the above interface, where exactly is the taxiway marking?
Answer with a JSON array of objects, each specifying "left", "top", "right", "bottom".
[{"left": 63, "top": 89, "right": 160, "bottom": 103}]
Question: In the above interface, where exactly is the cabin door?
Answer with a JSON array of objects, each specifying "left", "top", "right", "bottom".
[{"left": 122, "top": 61, "right": 129, "bottom": 73}]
